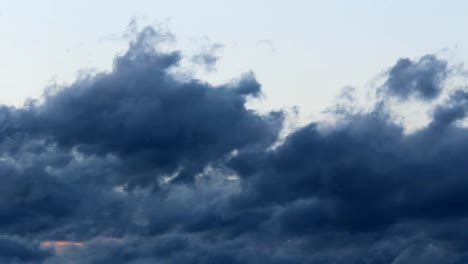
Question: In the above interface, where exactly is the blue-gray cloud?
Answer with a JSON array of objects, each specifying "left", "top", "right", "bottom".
[
  {"left": 2, "top": 26, "right": 468, "bottom": 263},
  {"left": 382, "top": 54, "right": 448, "bottom": 100},
  {"left": 191, "top": 43, "right": 223, "bottom": 71}
]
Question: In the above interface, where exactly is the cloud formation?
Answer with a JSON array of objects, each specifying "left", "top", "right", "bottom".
[
  {"left": 2, "top": 26, "right": 468, "bottom": 263},
  {"left": 381, "top": 54, "right": 448, "bottom": 100}
]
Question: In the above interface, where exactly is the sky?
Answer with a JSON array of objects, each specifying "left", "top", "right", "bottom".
[
  {"left": 2, "top": 0, "right": 468, "bottom": 116},
  {"left": 3, "top": 1, "right": 468, "bottom": 264}
]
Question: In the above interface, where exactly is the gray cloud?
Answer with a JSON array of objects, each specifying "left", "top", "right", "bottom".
[
  {"left": 381, "top": 54, "right": 448, "bottom": 100},
  {"left": 2, "top": 26, "right": 468, "bottom": 263}
]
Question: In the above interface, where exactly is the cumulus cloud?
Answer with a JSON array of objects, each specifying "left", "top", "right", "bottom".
[
  {"left": 2, "top": 26, "right": 468, "bottom": 263},
  {"left": 0, "top": 235, "right": 51, "bottom": 263},
  {"left": 6, "top": 27, "right": 282, "bottom": 191},
  {"left": 381, "top": 54, "right": 448, "bottom": 101}
]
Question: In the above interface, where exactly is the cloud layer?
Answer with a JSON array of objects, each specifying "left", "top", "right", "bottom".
[{"left": 1, "top": 26, "right": 468, "bottom": 263}]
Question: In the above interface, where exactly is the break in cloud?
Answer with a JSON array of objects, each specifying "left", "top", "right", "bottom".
[{"left": 1, "top": 25, "right": 468, "bottom": 263}]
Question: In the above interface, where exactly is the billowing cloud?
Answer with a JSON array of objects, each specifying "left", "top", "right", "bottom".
[
  {"left": 0, "top": 235, "right": 51, "bottom": 263},
  {"left": 381, "top": 54, "right": 448, "bottom": 100},
  {"left": 2, "top": 26, "right": 468, "bottom": 263},
  {"left": 5, "top": 27, "right": 282, "bottom": 190}
]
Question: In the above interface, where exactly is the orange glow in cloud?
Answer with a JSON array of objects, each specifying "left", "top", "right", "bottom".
[
  {"left": 41, "top": 237, "right": 123, "bottom": 251},
  {"left": 41, "top": 240, "right": 84, "bottom": 248}
]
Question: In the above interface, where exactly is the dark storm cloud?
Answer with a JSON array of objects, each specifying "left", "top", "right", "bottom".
[
  {"left": 381, "top": 54, "right": 448, "bottom": 100},
  {"left": 0, "top": 146, "right": 78, "bottom": 236},
  {"left": 2, "top": 25, "right": 468, "bottom": 263},
  {"left": 8, "top": 26, "right": 282, "bottom": 190},
  {"left": 0, "top": 235, "right": 51, "bottom": 263},
  {"left": 430, "top": 89, "right": 468, "bottom": 128},
  {"left": 230, "top": 103, "right": 468, "bottom": 231}
]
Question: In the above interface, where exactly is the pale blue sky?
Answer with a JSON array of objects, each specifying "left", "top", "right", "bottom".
[{"left": 1, "top": 0, "right": 468, "bottom": 117}]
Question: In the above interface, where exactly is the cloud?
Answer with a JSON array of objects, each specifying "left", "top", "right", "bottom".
[
  {"left": 381, "top": 54, "right": 448, "bottom": 101},
  {"left": 0, "top": 235, "right": 51, "bottom": 263},
  {"left": 191, "top": 43, "right": 223, "bottom": 72},
  {"left": 2, "top": 25, "right": 468, "bottom": 263},
  {"left": 6, "top": 26, "right": 282, "bottom": 191}
]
